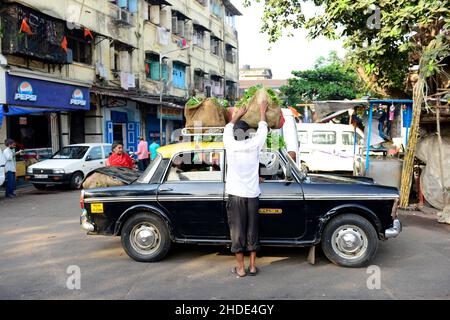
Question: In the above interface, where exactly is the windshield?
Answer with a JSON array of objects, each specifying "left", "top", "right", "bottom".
[
  {"left": 137, "top": 153, "right": 162, "bottom": 183},
  {"left": 280, "top": 148, "right": 304, "bottom": 180},
  {"left": 52, "top": 146, "right": 89, "bottom": 160}
]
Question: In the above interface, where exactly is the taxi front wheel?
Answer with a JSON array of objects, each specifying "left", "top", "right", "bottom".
[
  {"left": 321, "top": 214, "right": 378, "bottom": 268},
  {"left": 121, "top": 213, "right": 171, "bottom": 262}
]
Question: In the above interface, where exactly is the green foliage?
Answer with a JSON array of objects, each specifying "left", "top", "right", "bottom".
[
  {"left": 281, "top": 51, "right": 365, "bottom": 104},
  {"left": 186, "top": 97, "right": 204, "bottom": 108},
  {"left": 266, "top": 132, "right": 286, "bottom": 150},
  {"left": 236, "top": 85, "right": 283, "bottom": 108},
  {"left": 243, "top": 0, "right": 450, "bottom": 95}
]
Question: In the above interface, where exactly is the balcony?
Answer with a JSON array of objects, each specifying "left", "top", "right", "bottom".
[
  {"left": 0, "top": 3, "right": 69, "bottom": 64},
  {"left": 109, "top": 3, "right": 136, "bottom": 27}
]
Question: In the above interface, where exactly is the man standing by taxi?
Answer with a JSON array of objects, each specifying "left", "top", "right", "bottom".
[{"left": 223, "top": 100, "right": 268, "bottom": 277}]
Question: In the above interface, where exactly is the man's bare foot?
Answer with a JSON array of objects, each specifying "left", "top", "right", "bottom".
[
  {"left": 231, "top": 266, "right": 247, "bottom": 277},
  {"left": 248, "top": 266, "right": 259, "bottom": 276}
]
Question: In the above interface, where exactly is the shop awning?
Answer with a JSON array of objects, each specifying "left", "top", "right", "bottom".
[
  {"left": 193, "top": 21, "right": 211, "bottom": 33},
  {"left": 146, "top": 0, "right": 172, "bottom": 6},
  {"left": 5, "top": 106, "right": 66, "bottom": 115},
  {"left": 91, "top": 87, "right": 184, "bottom": 109},
  {"left": 172, "top": 10, "right": 191, "bottom": 21}
]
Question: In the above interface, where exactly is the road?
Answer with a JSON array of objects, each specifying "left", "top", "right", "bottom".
[{"left": 0, "top": 187, "right": 449, "bottom": 300}]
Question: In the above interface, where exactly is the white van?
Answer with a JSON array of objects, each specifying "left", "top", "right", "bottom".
[
  {"left": 298, "top": 123, "right": 364, "bottom": 172},
  {"left": 272, "top": 108, "right": 300, "bottom": 167},
  {"left": 26, "top": 143, "right": 112, "bottom": 189}
]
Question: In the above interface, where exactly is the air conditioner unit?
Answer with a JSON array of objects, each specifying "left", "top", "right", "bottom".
[
  {"left": 118, "top": 8, "right": 131, "bottom": 25},
  {"left": 172, "top": 17, "right": 178, "bottom": 34},
  {"left": 177, "top": 20, "right": 185, "bottom": 36}
]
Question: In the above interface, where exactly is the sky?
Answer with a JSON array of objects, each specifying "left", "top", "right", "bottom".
[{"left": 232, "top": 1, "right": 346, "bottom": 79}]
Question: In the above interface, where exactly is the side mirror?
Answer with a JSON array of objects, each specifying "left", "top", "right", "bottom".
[{"left": 86, "top": 155, "right": 92, "bottom": 161}]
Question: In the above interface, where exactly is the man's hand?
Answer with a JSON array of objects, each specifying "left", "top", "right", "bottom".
[
  {"left": 260, "top": 99, "right": 268, "bottom": 122},
  {"left": 231, "top": 106, "right": 248, "bottom": 124}
]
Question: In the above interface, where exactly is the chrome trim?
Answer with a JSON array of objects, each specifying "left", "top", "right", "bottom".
[
  {"left": 158, "top": 196, "right": 223, "bottom": 201},
  {"left": 84, "top": 197, "right": 157, "bottom": 203},
  {"left": 80, "top": 209, "right": 95, "bottom": 232},
  {"left": 385, "top": 219, "right": 402, "bottom": 238},
  {"left": 81, "top": 221, "right": 95, "bottom": 232},
  {"left": 304, "top": 194, "right": 399, "bottom": 200}
]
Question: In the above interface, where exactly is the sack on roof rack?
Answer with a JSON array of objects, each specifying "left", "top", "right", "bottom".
[
  {"left": 184, "top": 97, "right": 227, "bottom": 129},
  {"left": 233, "top": 86, "right": 283, "bottom": 129}
]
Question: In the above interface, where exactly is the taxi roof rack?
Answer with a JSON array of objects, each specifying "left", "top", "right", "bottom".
[{"left": 181, "top": 127, "right": 225, "bottom": 137}]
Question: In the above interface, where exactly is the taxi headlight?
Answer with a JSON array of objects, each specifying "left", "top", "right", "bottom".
[
  {"left": 53, "top": 169, "right": 65, "bottom": 174},
  {"left": 27, "top": 167, "right": 33, "bottom": 174}
]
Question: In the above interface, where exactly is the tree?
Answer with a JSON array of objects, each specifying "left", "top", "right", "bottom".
[
  {"left": 243, "top": 0, "right": 450, "bottom": 97},
  {"left": 281, "top": 51, "right": 365, "bottom": 105}
]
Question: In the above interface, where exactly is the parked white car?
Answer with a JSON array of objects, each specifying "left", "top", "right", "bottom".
[
  {"left": 0, "top": 149, "right": 5, "bottom": 186},
  {"left": 26, "top": 143, "right": 112, "bottom": 190},
  {"left": 298, "top": 123, "right": 364, "bottom": 172}
]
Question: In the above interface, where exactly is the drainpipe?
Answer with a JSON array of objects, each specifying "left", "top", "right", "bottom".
[{"left": 222, "top": 8, "right": 226, "bottom": 98}]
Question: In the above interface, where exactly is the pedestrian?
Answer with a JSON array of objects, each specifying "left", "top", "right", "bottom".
[
  {"left": 105, "top": 141, "right": 134, "bottom": 169},
  {"left": 135, "top": 136, "right": 150, "bottom": 171},
  {"left": 149, "top": 138, "right": 160, "bottom": 161},
  {"left": 223, "top": 99, "right": 269, "bottom": 277},
  {"left": 3, "top": 139, "right": 22, "bottom": 198}
]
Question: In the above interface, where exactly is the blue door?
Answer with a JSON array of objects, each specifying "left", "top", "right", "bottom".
[
  {"left": 106, "top": 121, "right": 114, "bottom": 144},
  {"left": 127, "top": 122, "right": 137, "bottom": 152}
]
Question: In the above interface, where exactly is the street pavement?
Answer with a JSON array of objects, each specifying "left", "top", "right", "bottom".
[{"left": 0, "top": 187, "right": 449, "bottom": 300}]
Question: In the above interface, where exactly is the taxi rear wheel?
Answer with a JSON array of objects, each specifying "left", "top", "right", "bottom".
[
  {"left": 121, "top": 213, "right": 171, "bottom": 262},
  {"left": 321, "top": 214, "right": 378, "bottom": 268}
]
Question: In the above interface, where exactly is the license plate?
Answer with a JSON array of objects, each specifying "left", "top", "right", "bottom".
[{"left": 34, "top": 174, "right": 48, "bottom": 179}]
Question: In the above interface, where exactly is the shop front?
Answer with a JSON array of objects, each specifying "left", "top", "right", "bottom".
[
  {"left": 2, "top": 74, "right": 90, "bottom": 153},
  {"left": 103, "top": 97, "right": 141, "bottom": 153},
  {"left": 156, "top": 106, "right": 184, "bottom": 145}
]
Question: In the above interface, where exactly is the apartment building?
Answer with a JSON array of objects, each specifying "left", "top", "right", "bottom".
[{"left": 0, "top": 0, "right": 241, "bottom": 152}]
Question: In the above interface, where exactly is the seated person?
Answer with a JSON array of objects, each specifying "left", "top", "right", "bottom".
[{"left": 106, "top": 142, "right": 135, "bottom": 169}]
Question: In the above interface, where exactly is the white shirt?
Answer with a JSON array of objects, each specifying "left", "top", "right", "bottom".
[
  {"left": 224, "top": 121, "right": 268, "bottom": 198},
  {"left": 3, "top": 148, "right": 16, "bottom": 173}
]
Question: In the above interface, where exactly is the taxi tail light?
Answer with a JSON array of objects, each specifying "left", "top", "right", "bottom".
[{"left": 80, "top": 191, "right": 85, "bottom": 209}]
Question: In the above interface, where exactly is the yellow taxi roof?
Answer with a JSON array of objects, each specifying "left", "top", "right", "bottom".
[{"left": 157, "top": 142, "right": 224, "bottom": 159}]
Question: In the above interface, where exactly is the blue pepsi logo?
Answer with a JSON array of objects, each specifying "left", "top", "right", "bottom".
[{"left": 15, "top": 81, "right": 37, "bottom": 101}]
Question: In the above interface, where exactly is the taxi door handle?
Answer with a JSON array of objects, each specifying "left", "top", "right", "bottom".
[{"left": 160, "top": 188, "right": 173, "bottom": 192}]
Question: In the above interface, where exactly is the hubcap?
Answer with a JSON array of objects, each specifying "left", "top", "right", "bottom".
[
  {"left": 331, "top": 225, "right": 368, "bottom": 260},
  {"left": 74, "top": 175, "right": 83, "bottom": 187},
  {"left": 130, "top": 223, "right": 160, "bottom": 255}
]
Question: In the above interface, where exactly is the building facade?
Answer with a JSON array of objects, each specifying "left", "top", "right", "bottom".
[
  {"left": 0, "top": 0, "right": 241, "bottom": 152},
  {"left": 239, "top": 65, "right": 272, "bottom": 80}
]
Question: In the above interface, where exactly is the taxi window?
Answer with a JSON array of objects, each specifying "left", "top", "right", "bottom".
[
  {"left": 166, "top": 151, "right": 223, "bottom": 182},
  {"left": 259, "top": 151, "right": 286, "bottom": 182}
]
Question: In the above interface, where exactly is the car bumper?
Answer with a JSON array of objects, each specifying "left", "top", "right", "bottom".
[
  {"left": 80, "top": 209, "right": 95, "bottom": 232},
  {"left": 385, "top": 219, "right": 402, "bottom": 238},
  {"left": 27, "top": 173, "right": 72, "bottom": 184}
]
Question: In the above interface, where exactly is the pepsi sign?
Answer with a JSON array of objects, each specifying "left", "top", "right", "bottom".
[
  {"left": 15, "top": 81, "right": 38, "bottom": 102},
  {"left": 70, "top": 89, "right": 87, "bottom": 106}
]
